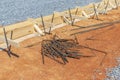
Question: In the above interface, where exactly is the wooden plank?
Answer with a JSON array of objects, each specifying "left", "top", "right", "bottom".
[
  {"left": 61, "top": 13, "right": 87, "bottom": 20},
  {"left": 0, "top": 36, "right": 20, "bottom": 47},
  {"left": 63, "top": 16, "right": 71, "bottom": 24},
  {"left": 82, "top": 11, "right": 90, "bottom": 18},
  {"left": 14, "top": 33, "right": 38, "bottom": 43},
  {"left": 8, "top": 25, "right": 34, "bottom": 39},
  {"left": 34, "top": 24, "right": 45, "bottom": 35},
  {"left": 109, "top": 2, "right": 116, "bottom": 8},
  {"left": 0, "top": 18, "right": 36, "bottom": 41},
  {"left": 0, "top": 21, "right": 33, "bottom": 32}
]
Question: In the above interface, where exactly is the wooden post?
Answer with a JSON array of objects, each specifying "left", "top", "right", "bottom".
[
  {"left": 41, "top": 15, "right": 46, "bottom": 34},
  {"left": 3, "top": 27, "right": 11, "bottom": 57},
  {"left": 68, "top": 8, "right": 73, "bottom": 26}
]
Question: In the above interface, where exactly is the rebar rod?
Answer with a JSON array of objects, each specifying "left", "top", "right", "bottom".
[
  {"left": 41, "top": 15, "right": 46, "bottom": 34},
  {"left": 68, "top": 8, "right": 73, "bottom": 25},
  {"left": 3, "top": 27, "right": 11, "bottom": 57}
]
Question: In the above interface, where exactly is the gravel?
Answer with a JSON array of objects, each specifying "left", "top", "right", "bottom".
[
  {"left": 0, "top": 0, "right": 100, "bottom": 25},
  {"left": 105, "top": 58, "right": 120, "bottom": 80}
]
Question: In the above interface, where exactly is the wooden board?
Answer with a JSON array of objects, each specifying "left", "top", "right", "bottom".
[
  {"left": 0, "top": 24, "right": 35, "bottom": 40},
  {"left": 0, "top": 36, "right": 20, "bottom": 47}
]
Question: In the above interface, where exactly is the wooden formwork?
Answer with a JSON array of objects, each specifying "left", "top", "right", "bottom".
[
  {"left": 0, "top": 0, "right": 119, "bottom": 49},
  {"left": 0, "top": 22, "right": 35, "bottom": 40}
]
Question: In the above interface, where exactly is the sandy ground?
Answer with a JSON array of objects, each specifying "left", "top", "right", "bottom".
[{"left": 0, "top": 7, "right": 120, "bottom": 80}]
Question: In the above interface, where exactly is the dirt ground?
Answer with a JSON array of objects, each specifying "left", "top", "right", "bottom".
[{"left": 0, "top": 7, "right": 120, "bottom": 80}]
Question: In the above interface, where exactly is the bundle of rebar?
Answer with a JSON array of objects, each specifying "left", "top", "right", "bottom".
[
  {"left": 41, "top": 35, "right": 81, "bottom": 64},
  {"left": 41, "top": 35, "right": 108, "bottom": 65}
]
